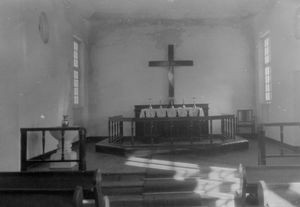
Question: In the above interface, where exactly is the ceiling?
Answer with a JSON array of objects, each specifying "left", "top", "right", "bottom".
[{"left": 64, "top": 0, "right": 275, "bottom": 22}]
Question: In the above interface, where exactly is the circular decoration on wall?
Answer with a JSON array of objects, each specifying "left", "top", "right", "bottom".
[{"left": 38, "top": 12, "right": 49, "bottom": 44}]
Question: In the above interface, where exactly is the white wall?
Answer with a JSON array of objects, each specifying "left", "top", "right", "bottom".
[
  {"left": 89, "top": 20, "right": 255, "bottom": 136},
  {"left": 0, "top": 0, "right": 90, "bottom": 171},
  {"left": 254, "top": 0, "right": 300, "bottom": 145}
]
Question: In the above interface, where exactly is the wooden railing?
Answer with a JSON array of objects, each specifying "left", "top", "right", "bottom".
[
  {"left": 258, "top": 122, "right": 300, "bottom": 165},
  {"left": 20, "top": 127, "right": 87, "bottom": 171},
  {"left": 108, "top": 115, "right": 236, "bottom": 146}
]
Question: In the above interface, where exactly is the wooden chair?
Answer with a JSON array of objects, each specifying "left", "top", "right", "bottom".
[{"left": 236, "top": 109, "right": 255, "bottom": 135}]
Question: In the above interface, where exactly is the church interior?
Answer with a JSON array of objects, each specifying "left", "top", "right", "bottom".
[{"left": 1, "top": 0, "right": 300, "bottom": 206}]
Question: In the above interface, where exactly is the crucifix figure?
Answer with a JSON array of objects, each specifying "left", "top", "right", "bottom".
[{"left": 149, "top": 44, "right": 194, "bottom": 105}]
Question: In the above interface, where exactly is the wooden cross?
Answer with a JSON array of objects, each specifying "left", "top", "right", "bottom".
[{"left": 149, "top": 44, "right": 194, "bottom": 104}]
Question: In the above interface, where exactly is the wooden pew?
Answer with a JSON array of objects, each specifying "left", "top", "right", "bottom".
[
  {"left": 0, "top": 169, "right": 107, "bottom": 207},
  {"left": 0, "top": 186, "right": 83, "bottom": 207},
  {"left": 243, "top": 165, "right": 300, "bottom": 206}
]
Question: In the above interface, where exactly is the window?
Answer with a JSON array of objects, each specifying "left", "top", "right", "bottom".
[
  {"left": 263, "top": 34, "right": 271, "bottom": 102},
  {"left": 73, "top": 39, "right": 80, "bottom": 105}
]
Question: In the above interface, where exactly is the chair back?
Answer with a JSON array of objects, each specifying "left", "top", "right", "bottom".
[{"left": 237, "top": 109, "right": 254, "bottom": 122}]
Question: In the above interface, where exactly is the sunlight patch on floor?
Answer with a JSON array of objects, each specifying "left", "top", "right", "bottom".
[{"left": 260, "top": 181, "right": 296, "bottom": 207}]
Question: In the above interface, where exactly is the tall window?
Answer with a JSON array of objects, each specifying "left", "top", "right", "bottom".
[
  {"left": 73, "top": 39, "right": 80, "bottom": 105},
  {"left": 263, "top": 34, "right": 271, "bottom": 102}
]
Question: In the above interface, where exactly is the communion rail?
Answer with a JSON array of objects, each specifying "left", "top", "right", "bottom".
[
  {"left": 108, "top": 115, "right": 236, "bottom": 145},
  {"left": 258, "top": 122, "right": 300, "bottom": 165}
]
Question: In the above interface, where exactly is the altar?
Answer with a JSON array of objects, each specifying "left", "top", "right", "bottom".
[{"left": 134, "top": 104, "right": 209, "bottom": 139}]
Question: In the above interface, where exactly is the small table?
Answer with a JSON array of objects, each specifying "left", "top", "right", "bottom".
[{"left": 20, "top": 127, "right": 86, "bottom": 171}]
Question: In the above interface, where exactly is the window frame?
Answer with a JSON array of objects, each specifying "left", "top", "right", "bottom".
[
  {"left": 262, "top": 33, "right": 272, "bottom": 103},
  {"left": 73, "top": 38, "right": 81, "bottom": 106}
]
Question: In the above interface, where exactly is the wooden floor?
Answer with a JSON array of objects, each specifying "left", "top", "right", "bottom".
[
  {"left": 32, "top": 136, "right": 300, "bottom": 173},
  {"left": 30, "top": 136, "right": 300, "bottom": 207}
]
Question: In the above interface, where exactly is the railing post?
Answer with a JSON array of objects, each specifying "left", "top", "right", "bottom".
[
  {"left": 42, "top": 130, "right": 45, "bottom": 155},
  {"left": 233, "top": 116, "right": 236, "bottom": 139},
  {"left": 280, "top": 125, "right": 284, "bottom": 156},
  {"left": 221, "top": 118, "right": 224, "bottom": 137},
  {"left": 258, "top": 126, "right": 266, "bottom": 165},
  {"left": 108, "top": 119, "right": 111, "bottom": 143},
  {"left": 120, "top": 119, "right": 123, "bottom": 144},
  {"left": 61, "top": 130, "right": 65, "bottom": 160},
  {"left": 209, "top": 119, "right": 213, "bottom": 144},
  {"left": 131, "top": 119, "right": 134, "bottom": 145},
  {"left": 189, "top": 119, "right": 193, "bottom": 144},
  {"left": 20, "top": 129, "right": 27, "bottom": 171},
  {"left": 150, "top": 120, "right": 154, "bottom": 145},
  {"left": 79, "top": 128, "right": 86, "bottom": 171}
]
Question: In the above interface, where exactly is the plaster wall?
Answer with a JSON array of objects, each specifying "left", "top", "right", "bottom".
[
  {"left": 89, "top": 20, "right": 255, "bottom": 136},
  {"left": 254, "top": 0, "right": 300, "bottom": 145},
  {"left": 0, "top": 0, "right": 90, "bottom": 170}
]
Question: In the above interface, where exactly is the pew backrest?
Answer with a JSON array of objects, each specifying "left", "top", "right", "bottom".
[
  {"left": 0, "top": 186, "right": 83, "bottom": 207},
  {"left": 0, "top": 169, "right": 103, "bottom": 207}
]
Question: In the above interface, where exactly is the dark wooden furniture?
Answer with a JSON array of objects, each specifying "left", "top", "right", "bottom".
[
  {"left": 236, "top": 109, "right": 255, "bottom": 135},
  {"left": 134, "top": 104, "right": 209, "bottom": 138},
  {"left": 20, "top": 127, "right": 87, "bottom": 171},
  {"left": 0, "top": 169, "right": 106, "bottom": 207},
  {"left": 0, "top": 186, "right": 83, "bottom": 207},
  {"left": 108, "top": 114, "right": 236, "bottom": 146}
]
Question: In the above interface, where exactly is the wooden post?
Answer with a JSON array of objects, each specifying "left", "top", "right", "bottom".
[
  {"left": 61, "top": 130, "right": 65, "bottom": 160},
  {"left": 221, "top": 118, "right": 224, "bottom": 137},
  {"left": 209, "top": 119, "right": 213, "bottom": 144},
  {"left": 79, "top": 128, "right": 86, "bottom": 171},
  {"left": 108, "top": 119, "right": 111, "bottom": 143},
  {"left": 280, "top": 125, "right": 284, "bottom": 156},
  {"left": 120, "top": 119, "right": 123, "bottom": 144},
  {"left": 170, "top": 121, "right": 174, "bottom": 145},
  {"left": 131, "top": 119, "right": 134, "bottom": 145},
  {"left": 150, "top": 120, "right": 154, "bottom": 145},
  {"left": 42, "top": 130, "right": 45, "bottom": 155},
  {"left": 233, "top": 116, "right": 236, "bottom": 139},
  {"left": 20, "top": 129, "right": 27, "bottom": 171},
  {"left": 258, "top": 126, "right": 266, "bottom": 165},
  {"left": 189, "top": 120, "right": 193, "bottom": 144}
]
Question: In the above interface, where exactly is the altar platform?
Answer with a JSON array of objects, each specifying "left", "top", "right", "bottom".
[{"left": 95, "top": 135, "right": 249, "bottom": 156}]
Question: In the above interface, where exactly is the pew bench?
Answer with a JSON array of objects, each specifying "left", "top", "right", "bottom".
[
  {"left": 0, "top": 169, "right": 107, "bottom": 207},
  {"left": 0, "top": 186, "right": 83, "bottom": 207}
]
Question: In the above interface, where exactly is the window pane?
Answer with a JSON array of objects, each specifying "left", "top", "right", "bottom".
[
  {"left": 265, "top": 84, "right": 270, "bottom": 91},
  {"left": 266, "top": 93, "right": 270, "bottom": 101},
  {"left": 265, "top": 67, "right": 270, "bottom": 75},
  {"left": 74, "top": 70, "right": 79, "bottom": 79},
  {"left": 74, "top": 42, "right": 78, "bottom": 51},
  {"left": 74, "top": 87, "right": 79, "bottom": 96},
  {"left": 74, "top": 96, "right": 79, "bottom": 105},
  {"left": 74, "top": 59, "right": 78, "bottom": 68},
  {"left": 74, "top": 79, "right": 79, "bottom": 87}
]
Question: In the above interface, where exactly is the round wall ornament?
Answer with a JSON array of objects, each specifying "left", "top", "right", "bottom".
[{"left": 38, "top": 12, "right": 49, "bottom": 44}]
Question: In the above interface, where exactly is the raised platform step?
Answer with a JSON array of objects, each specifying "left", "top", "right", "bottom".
[
  {"left": 107, "top": 192, "right": 235, "bottom": 207},
  {"left": 102, "top": 178, "right": 240, "bottom": 196},
  {"left": 102, "top": 164, "right": 242, "bottom": 182},
  {"left": 95, "top": 136, "right": 249, "bottom": 156}
]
